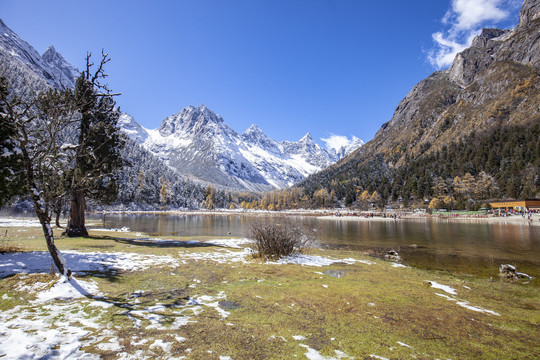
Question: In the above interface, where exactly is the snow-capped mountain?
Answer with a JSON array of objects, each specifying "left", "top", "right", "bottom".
[
  {"left": 125, "top": 105, "right": 363, "bottom": 191},
  {"left": 0, "top": 19, "right": 78, "bottom": 94},
  {"left": 0, "top": 17, "right": 363, "bottom": 193},
  {"left": 322, "top": 134, "right": 365, "bottom": 159}
]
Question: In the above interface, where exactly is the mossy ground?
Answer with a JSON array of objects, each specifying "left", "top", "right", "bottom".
[{"left": 0, "top": 224, "right": 539, "bottom": 359}]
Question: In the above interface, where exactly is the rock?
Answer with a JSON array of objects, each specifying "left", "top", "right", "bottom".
[
  {"left": 384, "top": 250, "right": 401, "bottom": 262},
  {"left": 499, "top": 264, "right": 532, "bottom": 281},
  {"left": 518, "top": 0, "right": 540, "bottom": 29}
]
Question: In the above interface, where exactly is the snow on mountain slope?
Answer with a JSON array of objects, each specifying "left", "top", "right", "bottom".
[
  {"left": 122, "top": 105, "right": 363, "bottom": 191},
  {"left": 0, "top": 19, "right": 78, "bottom": 91},
  {"left": 41, "top": 45, "right": 79, "bottom": 89},
  {"left": 322, "top": 134, "right": 365, "bottom": 159},
  {"left": 118, "top": 113, "right": 149, "bottom": 144}
]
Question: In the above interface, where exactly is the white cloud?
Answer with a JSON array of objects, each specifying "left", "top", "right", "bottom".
[
  {"left": 451, "top": 0, "right": 508, "bottom": 30},
  {"left": 428, "top": 0, "right": 515, "bottom": 69},
  {"left": 428, "top": 31, "right": 476, "bottom": 69}
]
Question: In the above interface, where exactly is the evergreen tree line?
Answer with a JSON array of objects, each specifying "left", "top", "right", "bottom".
[
  {"left": 255, "top": 122, "right": 540, "bottom": 211},
  {"left": 110, "top": 139, "right": 260, "bottom": 211}
]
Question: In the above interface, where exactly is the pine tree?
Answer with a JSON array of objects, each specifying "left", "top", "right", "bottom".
[{"left": 65, "top": 52, "right": 125, "bottom": 237}]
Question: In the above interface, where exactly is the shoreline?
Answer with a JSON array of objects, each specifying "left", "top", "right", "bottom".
[
  {"left": 92, "top": 208, "right": 540, "bottom": 227},
  {"left": 3, "top": 208, "right": 539, "bottom": 227},
  {"left": 318, "top": 213, "right": 540, "bottom": 226}
]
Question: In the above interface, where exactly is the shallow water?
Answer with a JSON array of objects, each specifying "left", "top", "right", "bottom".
[{"left": 93, "top": 213, "right": 540, "bottom": 282}]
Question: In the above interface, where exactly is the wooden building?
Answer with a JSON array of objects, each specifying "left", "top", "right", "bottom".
[{"left": 489, "top": 199, "right": 540, "bottom": 211}]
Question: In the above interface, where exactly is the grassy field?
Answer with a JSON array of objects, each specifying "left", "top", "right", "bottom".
[{"left": 0, "top": 222, "right": 539, "bottom": 359}]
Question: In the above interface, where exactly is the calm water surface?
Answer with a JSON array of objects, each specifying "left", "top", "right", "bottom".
[{"left": 92, "top": 214, "right": 539, "bottom": 282}]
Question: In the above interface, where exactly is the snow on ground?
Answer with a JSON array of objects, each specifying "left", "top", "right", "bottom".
[
  {"left": 397, "top": 341, "right": 412, "bottom": 348},
  {"left": 275, "top": 254, "right": 372, "bottom": 267},
  {"left": 91, "top": 227, "right": 130, "bottom": 232},
  {"left": 0, "top": 217, "right": 41, "bottom": 227},
  {"left": 435, "top": 293, "right": 500, "bottom": 316},
  {"left": 299, "top": 344, "right": 351, "bottom": 360},
  {"left": 34, "top": 276, "right": 101, "bottom": 302},
  {"left": 0, "top": 294, "right": 104, "bottom": 359},
  {"left": 0, "top": 235, "right": 378, "bottom": 359},
  {"left": 206, "top": 238, "right": 253, "bottom": 248},
  {"left": 0, "top": 250, "right": 180, "bottom": 277},
  {"left": 177, "top": 247, "right": 253, "bottom": 264},
  {"left": 427, "top": 281, "right": 457, "bottom": 295},
  {"left": 424, "top": 280, "right": 499, "bottom": 315}
]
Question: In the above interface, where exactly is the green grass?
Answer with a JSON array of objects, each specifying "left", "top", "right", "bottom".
[{"left": 0, "top": 224, "right": 539, "bottom": 359}]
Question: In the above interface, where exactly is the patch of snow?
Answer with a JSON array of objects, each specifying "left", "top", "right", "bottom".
[
  {"left": 92, "top": 227, "right": 130, "bottom": 232},
  {"left": 96, "top": 338, "right": 123, "bottom": 351},
  {"left": 192, "top": 291, "right": 230, "bottom": 318},
  {"left": 435, "top": 293, "right": 500, "bottom": 316},
  {"left": 292, "top": 335, "right": 307, "bottom": 341},
  {"left": 397, "top": 341, "right": 412, "bottom": 348},
  {"left": 0, "top": 217, "right": 41, "bottom": 227},
  {"left": 149, "top": 339, "right": 172, "bottom": 352},
  {"left": 299, "top": 344, "right": 351, "bottom": 360},
  {"left": 34, "top": 276, "right": 100, "bottom": 303},
  {"left": 207, "top": 238, "right": 253, "bottom": 248},
  {"left": 428, "top": 281, "right": 457, "bottom": 295},
  {"left": 0, "top": 250, "right": 180, "bottom": 277},
  {"left": 0, "top": 300, "right": 102, "bottom": 359},
  {"left": 178, "top": 247, "right": 252, "bottom": 264},
  {"left": 275, "top": 255, "right": 371, "bottom": 267}
]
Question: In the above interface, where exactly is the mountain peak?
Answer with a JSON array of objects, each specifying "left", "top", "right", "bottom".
[
  {"left": 244, "top": 124, "right": 264, "bottom": 134},
  {"left": 43, "top": 45, "right": 57, "bottom": 54},
  {"left": 299, "top": 132, "right": 315, "bottom": 143},
  {"left": 159, "top": 104, "right": 228, "bottom": 137}
]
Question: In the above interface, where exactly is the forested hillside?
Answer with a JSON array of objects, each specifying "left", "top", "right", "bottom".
[{"left": 286, "top": 0, "right": 540, "bottom": 211}]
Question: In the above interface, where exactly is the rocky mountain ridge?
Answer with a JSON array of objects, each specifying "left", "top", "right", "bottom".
[
  {"left": 353, "top": 0, "right": 539, "bottom": 166},
  {"left": 0, "top": 19, "right": 77, "bottom": 95},
  {"left": 122, "top": 104, "right": 362, "bottom": 191}
]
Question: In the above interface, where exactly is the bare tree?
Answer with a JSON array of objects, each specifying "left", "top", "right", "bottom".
[
  {"left": 0, "top": 51, "right": 124, "bottom": 275},
  {"left": 0, "top": 79, "right": 76, "bottom": 276}
]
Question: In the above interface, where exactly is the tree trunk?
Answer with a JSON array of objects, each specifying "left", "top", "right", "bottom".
[
  {"left": 66, "top": 188, "right": 88, "bottom": 237},
  {"left": 36, "top": 213, "right": 71, "bottom": 277},
  {"left": 55, "top": 202, "right": 63, "bottom": 229},
  {"left": 55, "top": 211, "right": 62, "bottom": 228}
]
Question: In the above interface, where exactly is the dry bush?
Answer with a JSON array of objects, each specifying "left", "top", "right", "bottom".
[{"left": 246, "top": 216, "right": 316, "bottom": 260}]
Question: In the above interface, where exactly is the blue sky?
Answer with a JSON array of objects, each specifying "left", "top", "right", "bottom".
[{"left": 1, "top": 0, "right": 522, "bottom": 146}]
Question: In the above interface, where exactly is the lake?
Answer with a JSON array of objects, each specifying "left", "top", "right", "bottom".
[{"left": 92, "top": 213, "right": 540, "bottom": 282}]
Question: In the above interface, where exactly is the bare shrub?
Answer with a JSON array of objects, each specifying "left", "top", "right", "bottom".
[{"left": 246, "top": 216, "right": 316, "bottom": 260}]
